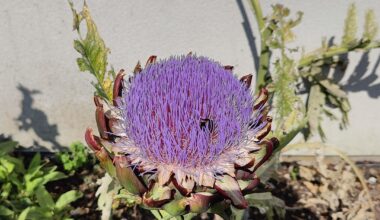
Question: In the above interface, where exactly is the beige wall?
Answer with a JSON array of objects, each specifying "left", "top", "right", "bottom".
[{"left": 0, "top": 0, "right": 379, "bottom": 154}]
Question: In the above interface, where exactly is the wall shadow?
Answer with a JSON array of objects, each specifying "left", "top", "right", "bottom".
[
  {"left": 329, "top": 47, "right": 380, "bottom": 98},
  {"left": 344, "top": 52, "right": 380, "bottom": 98},
  {"left": 236, "top": 0, "right": 260, "bottom": 72},
  {"left": 16, "top": 84, "right": 62, "bottom": 151}
]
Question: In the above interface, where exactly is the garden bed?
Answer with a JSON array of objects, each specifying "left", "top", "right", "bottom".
[{"left": 36, "top": 152, "right": 378, "bottom": 219}]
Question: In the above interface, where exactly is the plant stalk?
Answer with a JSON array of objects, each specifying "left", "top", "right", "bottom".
[
  {"left": 298, "top": 41, "right": 380, "bottom": 68},
  {"left": 250, "top": 0, "right": 271, "bottom": 93}
]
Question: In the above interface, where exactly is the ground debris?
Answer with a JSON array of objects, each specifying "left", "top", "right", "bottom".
[{"left": 275, "top": 158, "right": 378, "bottom": 220}]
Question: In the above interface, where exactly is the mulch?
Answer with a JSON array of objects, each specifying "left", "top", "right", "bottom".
[{"left": 41, "top": 153, "right": 379, "bottom": 220}]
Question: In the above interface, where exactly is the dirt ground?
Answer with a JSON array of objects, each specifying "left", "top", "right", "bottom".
[{"left": 44, "top": 155, "right": 379, "bottom": 220}]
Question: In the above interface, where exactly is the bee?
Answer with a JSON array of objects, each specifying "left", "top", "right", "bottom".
[{"left": 200, "top": 118, "right": 215, "bottom": 133}]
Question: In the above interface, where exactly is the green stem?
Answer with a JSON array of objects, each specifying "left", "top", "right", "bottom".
[
  {"left": 298, "top": 41, "right": 380, "bottom": 68},
  {"left": 250, "top": 0, "right": 271, "bottom": 93},
  {"left": 150, "top": 210, "right": 163, "bottom": 219}
]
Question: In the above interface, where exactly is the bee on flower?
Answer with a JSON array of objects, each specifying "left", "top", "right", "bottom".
[{"left": 85, "top": 54, "right": 277, "bottom": 216}]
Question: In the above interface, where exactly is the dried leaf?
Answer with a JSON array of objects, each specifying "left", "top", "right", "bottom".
[
  {"left": 303, "top": 181, "right": 318, "bottom": 195},
  {"left": 96, "top": 174, "right": 121, "bottom": 220},
  {"left": 319, "top": 79, "right": 347, "bottom": 98},
  {"left": 299, "top": 166, "right": 315, "bottom": 181}
]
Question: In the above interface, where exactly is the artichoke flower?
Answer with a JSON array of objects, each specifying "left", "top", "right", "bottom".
[{"left": 85, "top": 54, "right": 278, "bottom": 217}]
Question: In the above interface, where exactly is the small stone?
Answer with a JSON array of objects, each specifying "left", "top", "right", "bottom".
[
  {"left": 369, "top": 168, "right": 378, "bottom": 177},
  {"left": 368, "top": 176, "right": 377, "bottom": 185}
]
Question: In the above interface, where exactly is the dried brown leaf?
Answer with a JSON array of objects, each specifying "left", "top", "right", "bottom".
[{"left": 299, "top": 166, "right": 316, "bottom": 181}]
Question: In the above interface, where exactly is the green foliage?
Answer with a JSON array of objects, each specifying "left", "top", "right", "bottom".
[
  {"left": 57, "top": 141, "right": 92, "bottom": 173},
  {"left": 249, "top": 2, "right": 380, "bottom": 218},
  {"left": 265, "top": 4, "right": 303, "bottom": 49},
  {"left": 18, "top": 187, "right": 82, "bottom": 220},
  {"left": 272, "top": 56, "right": 300, "bottom": 120},
  {"left": 0, "top": 139, "right": 81, "bottom": 220},
  {"left": 69, "top": 1, "right": 115, "bottom": 101},
  {"left": 297, "top": 3, "right": 380, "bottom": 139},
  {"left": 259, "top": 4, "right": 306, "bottom": 141},
  {"left": 252, "top": 2, "right": 380, "bottom": 142}
]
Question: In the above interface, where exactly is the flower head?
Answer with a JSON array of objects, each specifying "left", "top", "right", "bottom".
[
  {"left": 86, "top": 54, "right": 277, "bottom": 214},
  {"left": 120, "top": 55, "right": 256, "bottom": 176}
]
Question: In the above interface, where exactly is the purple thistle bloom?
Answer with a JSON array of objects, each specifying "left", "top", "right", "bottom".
[
  {"left": 86, "top": 53, "right": 276, "bottom": 210},
  {"left": 117, "top": 55, "right": 261, "bottom": 177}
]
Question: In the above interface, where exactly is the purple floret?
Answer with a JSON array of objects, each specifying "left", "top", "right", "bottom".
[{"left": 121, "top": 55, "right": 254, "bottom": 169}]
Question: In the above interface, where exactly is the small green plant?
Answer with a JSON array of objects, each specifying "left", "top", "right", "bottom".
[
  {"left": 57, "top": 141, "right": 92, "bottom": 173},
  {"left": 0, "top": 139, "right": 82, "bottom": 220},
  {"left": 18, "top": 186, "right": 82, "bottom": 220}
]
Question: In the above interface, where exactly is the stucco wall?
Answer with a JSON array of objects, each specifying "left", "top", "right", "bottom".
[{"left": 0, "top": 0, "right": 379, "bottom": 154}]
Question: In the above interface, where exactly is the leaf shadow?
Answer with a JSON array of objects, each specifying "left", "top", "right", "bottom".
[
  {"left": 343, "top": 52, "right": 380, "bottom": 98},
  {"left": 321, "top": 37, "right": 380, "bottom": 99},
  {"left": 15, "top": 84, "right": 63, "bottom": 151}
]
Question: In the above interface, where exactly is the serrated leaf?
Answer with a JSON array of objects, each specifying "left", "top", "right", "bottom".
[
  {"left": 74, "top": 40, "right": 85, "bottom": 55},
  {"left": 55, "top": 190, "right": 82, "bottom": 211},
  {"left": 342, "top": 4, "right": 357, "bottom": 47},
  {"left": 36, "top": 186, "right": 54, "bottom": 210},
  {"left": 71, "top": 1, "right": 114, "bottom": 101},
  {"left": 273, "top": 57, "right": 300, "bottom": 121},
  {"left": 82, "top": 4, "right": 109, "bottom": 78},
  {"left": 76, "top": 58, "right": 90, "bottom": 72}
]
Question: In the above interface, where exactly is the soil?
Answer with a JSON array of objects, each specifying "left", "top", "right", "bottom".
[{"left": 39, "top": 153, "right": 379, "bottom": 220}]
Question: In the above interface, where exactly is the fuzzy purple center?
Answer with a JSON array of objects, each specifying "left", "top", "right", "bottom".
[{"left": 122, "top": 55, "right": 254, "bottom": 169}]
